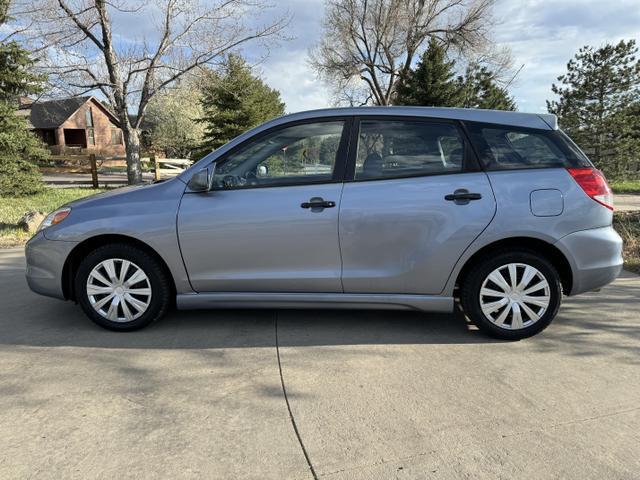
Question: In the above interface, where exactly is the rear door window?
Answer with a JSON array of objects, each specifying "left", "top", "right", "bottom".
[
  {"left": 466, "top": 123, "right": 591, "bottom": 170},
  {"left": 354, "top": 120, "right": 464, "bottom": 180}
]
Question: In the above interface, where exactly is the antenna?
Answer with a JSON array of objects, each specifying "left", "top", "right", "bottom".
[
  {"left": 489, "top": 64, "right": 525, "bottom": 110},
  {"left": 504, "top": 64, "right": 525, "bottom": 91}
]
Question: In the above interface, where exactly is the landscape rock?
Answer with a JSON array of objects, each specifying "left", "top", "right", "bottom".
[{"left": 17, "top": 211, "right": 46, "bottom": 233}]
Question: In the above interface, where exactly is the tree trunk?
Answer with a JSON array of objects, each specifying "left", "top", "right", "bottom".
[{"left": 122, "top": 126, "right": 142, "bottom": 184}]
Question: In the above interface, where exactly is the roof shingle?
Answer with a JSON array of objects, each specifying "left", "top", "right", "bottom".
[{"left": 26, "top": 96, "right": 91, "bottom": 129}]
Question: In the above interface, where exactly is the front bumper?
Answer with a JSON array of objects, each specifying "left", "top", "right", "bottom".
[
  {"left": 555, "top": 225, "right": 623, "bottom": 296},
  {"left": 25, "top": 232, "right": 78, "bottom": 300}
]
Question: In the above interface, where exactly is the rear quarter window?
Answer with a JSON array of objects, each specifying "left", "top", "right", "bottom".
[{"left": 465, "top": 123, "right": 591, "bottom": 171}]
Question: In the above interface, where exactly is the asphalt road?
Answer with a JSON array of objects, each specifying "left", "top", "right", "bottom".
[{"left": 1, "top": 248, "right": 639, "bottom": 479}]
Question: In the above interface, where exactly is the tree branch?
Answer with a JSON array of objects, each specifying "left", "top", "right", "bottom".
[{"left": 57, "top": 0, "right": 104, "bottom": 50}]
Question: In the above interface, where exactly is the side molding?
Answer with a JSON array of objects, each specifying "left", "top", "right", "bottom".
[{"left": 177, "top": 292, "right": 454, "bottom": 313}]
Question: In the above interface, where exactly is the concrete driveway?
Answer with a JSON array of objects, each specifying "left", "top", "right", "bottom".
[
  {"left": 1, "top": 248, "right": 639, "bottom": 479},
  {"left": 615, "top": 194, "right": 640, "bottom": 212}
]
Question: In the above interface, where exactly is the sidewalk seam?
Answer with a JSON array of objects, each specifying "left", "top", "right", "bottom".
[{"left": 275, "top": 313, "right": 318, "bottom": 480}]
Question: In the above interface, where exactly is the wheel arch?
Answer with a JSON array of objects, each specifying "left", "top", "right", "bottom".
[
  {"left": 62, "top": 234, "right": 176, "bottom": 301},
  {"left": 455, "top": 237, "right": 573, "bottom": 296}
]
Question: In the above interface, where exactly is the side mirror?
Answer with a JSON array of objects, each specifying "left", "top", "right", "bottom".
[{"left": 188, "top": 163, "right": 216, "bottom": 192}]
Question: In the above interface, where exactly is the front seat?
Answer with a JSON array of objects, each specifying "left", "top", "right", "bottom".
[{"left": 361, "top": 152, "right": 383, "bottom": 178}]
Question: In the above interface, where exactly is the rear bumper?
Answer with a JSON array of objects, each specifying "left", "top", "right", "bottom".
[
  {"left": 555, "top": 226, "right": 623, "bottom": 296},
  {"left": 25, "top": 232, "right": 78, "bottom": 300}
]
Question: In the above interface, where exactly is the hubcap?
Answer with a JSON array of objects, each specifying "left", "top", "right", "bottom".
[
  {"left": 479, "top": 263, "right": 550, "bottom": 330},
  {"left": 86, "top": 258, "right": 152, "bottom": 323}
]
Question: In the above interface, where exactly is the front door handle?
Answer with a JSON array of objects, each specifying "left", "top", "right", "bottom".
[
  {"left": 301, "top": 197, "right": 336, "bottom": 209},
  {"left": 445, "top": 189, "right": 482, "bottom": 203}
]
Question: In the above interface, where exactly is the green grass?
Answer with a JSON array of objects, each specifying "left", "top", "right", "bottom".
[
  {"left": 0, "top": 187, "right": 107, "bottom": 247},
  {"left": 610, "top": 179, "right": 640, "bottom": 194},
  {"left": 613, "top": 211, "right": 640, "bottom": 274}
]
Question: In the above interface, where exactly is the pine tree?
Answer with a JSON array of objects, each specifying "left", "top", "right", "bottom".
[
  {"left": 547, "top": 40, "right": 640, "bottom": 178},
  {"left": 394, "top": 38, "right": 515, "bottom": 111},
  {"left": 458, "top": 64, "right": 516, "bottom": 111},
  {"left": 0, "top": 102, "right": 48, "bottom": 196},
  {"left": 0, "top": 42, "right": 43, "bottom": 103},
  {"left": 394, "top": 38, "right": 462, "bottom": 106},
  {"left": 0, "top": 0, "right": 47, "bottom": 196},
  {"left": 200, "top": 55, "right": 285, "bottom": 150}
]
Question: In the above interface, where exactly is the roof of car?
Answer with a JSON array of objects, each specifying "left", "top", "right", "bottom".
[{"left": 273, "top": 106, "right": 558, "bottom": 131}]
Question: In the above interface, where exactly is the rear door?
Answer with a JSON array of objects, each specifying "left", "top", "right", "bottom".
[{"left": 339, "top": 117, "right": 496, "bottom": 295}]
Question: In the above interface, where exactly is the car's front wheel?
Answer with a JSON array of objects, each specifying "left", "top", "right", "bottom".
[
  {"left": 460, "top": 250, "right": 562, "bottom": 340},
  {"left": 75, "top": 243, "right": 172, "bottom": 331}
]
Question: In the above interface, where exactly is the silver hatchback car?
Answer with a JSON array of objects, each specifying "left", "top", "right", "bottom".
[{"left": 26, "top": 107, "right": 623, "bottom": 339}]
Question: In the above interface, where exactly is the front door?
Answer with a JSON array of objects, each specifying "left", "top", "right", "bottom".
[
  {"left": 339, "top": 118, "right": 496, "bottom": 295},
  {"left": 178, "top": 119, "right": 349, "bottom": 293}
]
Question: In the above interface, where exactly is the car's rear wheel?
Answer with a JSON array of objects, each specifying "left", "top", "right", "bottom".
[
  {"left": 75, "top": 243, "right": 171, "bottom": 331},
  {"left": 460, "top": 250, "right": 562, "bottom": 340}
]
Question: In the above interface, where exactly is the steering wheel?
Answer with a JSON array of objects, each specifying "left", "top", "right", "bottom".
[{"left": 245, "top": 171, "right": 258, "bottom": 186}]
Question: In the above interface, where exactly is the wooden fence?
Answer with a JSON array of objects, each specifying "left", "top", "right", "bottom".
[{"left": 40, "top": 154, "right": 193, "bottom": 187}]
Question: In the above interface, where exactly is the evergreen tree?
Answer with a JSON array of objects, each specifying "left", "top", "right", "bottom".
[
  {"left": 458, "top": 64, "right": 516, "bottom": 111},
  {"left": 319, "top": 135, "right": 341, "bottom": 165},
  {"left": 0, "top": 0, "right": 47, "bottom": 196},
  {"left": 395, "top": 38, "right": 462, "bottom": 107},
  {"left": 394, "top": 38, "right": 515, "bottom": 111},
  {"left": 200, "top": 55, "right": 285, "bottom": 150},
  {"left": 0, "top": 0, "right": 43, "bottom": 102},
  {"left": 0, "top": 42, "right": 43, "bottom": 103},
  {"left": 0, "top": 102, "right": 48, "bottom": 196},
  {"left": 547, "top": 40, "right": 640, "bottom": 178}
]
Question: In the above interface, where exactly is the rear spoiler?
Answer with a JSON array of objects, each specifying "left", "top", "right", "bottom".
[{"left": 537, "top": 113, "right": 558, "bottom": 130}]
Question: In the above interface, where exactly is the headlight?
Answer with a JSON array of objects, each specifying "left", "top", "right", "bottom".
[{"left": 38, "top": 207, "right": 72, "bottom": 232}]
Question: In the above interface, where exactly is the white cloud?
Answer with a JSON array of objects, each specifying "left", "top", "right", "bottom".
[
  {"left": 242, "top": 0, "right": 331, "bottom": 112},
  {"left": 494, "top": 0, "right": 640, "bottom": 112},
  {"left": 255, "top": 0, "right": 640, "bottom": 113},
  {"left": 259, "top": 58, "right": 331, "bottom": 113}
]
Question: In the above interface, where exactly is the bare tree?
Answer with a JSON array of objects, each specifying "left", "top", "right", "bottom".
[
  {"left": 10, "top": 0, "right": 288, "bottom": 184},
  {"left": 309, "top": 0, "right": 499, "bottom": 106}
]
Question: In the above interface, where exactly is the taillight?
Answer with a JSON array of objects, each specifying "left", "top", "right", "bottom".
[{"left": 567, "top": 168, "right": 614, "bottom": 210}]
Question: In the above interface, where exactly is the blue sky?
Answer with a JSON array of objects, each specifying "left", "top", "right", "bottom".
[
  {"left": 12, "top": 0, "right": 638, "bottom": 113},
  {"left": 241, "top": 0, "right": 640, "bottom": 113}
]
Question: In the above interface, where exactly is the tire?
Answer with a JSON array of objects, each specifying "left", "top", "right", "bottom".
[
  {"left": 74, "top": 243, "right": 172, "bottom": 331},
  {"left": 460, "top": 249, "right": 562, "bottom": 340}
]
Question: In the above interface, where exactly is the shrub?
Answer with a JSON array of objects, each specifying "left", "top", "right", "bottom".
[
  {"left": 0, "top": 154, "right": 43, "bottom": 197},
  {"left": 0, "top": 101, "right": 48, "bottom": 197}
]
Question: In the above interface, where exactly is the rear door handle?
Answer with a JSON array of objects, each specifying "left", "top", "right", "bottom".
[
  {"left": 444, "top": 190, "right": 482, "bottom": 202},
  {"left": 301, "top": 197, "right": 336, "bottom": 209}
]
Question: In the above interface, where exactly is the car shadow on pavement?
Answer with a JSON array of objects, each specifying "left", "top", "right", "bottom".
[
  {"left": 528, "top": 271, "right": 640, "bottom": 364},
  {"left": 1, "top": 258, "right": 637, "bottom": 355},
  {"left": 0, "top": 291, "right": 503, "bottom": 350}
]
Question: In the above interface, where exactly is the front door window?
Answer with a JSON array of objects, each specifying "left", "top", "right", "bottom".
[{"left": 214, "top": 121, "right": 345, "bottom": 189}]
